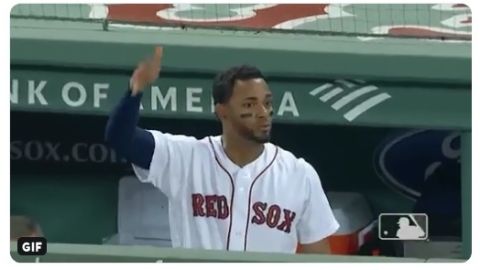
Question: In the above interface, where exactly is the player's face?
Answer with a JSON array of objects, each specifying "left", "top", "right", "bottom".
[{"left": 227, "top": 78, "right": 273, "bottom": 144}]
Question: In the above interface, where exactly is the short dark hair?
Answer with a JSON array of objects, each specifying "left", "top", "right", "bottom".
[{"left": 212, "top": 65, "right": 265, "bottom": 105}]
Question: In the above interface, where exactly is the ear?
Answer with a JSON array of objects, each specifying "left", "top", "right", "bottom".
[{"left": 215, "top": 103, "right": 228, "bottom": 121}]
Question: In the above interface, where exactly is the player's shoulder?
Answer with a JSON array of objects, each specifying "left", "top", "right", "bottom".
[
  {"left": 269, "top": 143, "right": 316, "bottom": 176},
  {"left": 147, "top": 130, "right": 211, "bottom": 148}
]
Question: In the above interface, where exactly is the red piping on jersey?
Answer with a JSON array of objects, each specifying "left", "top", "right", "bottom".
[
  {"left": 243, "top": 146, "right": 278, "bottom": 251},
  {"left": 208, "top": 136, "right": 235, "bottom": 251}
]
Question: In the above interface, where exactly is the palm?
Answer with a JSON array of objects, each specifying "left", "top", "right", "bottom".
[{"left": 130, "top": 46, "right": 163, "bottom": 94}]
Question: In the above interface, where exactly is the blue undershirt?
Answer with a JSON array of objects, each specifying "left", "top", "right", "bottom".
[{"left": 104, "top": 89, "right": 154, "bottom": 169}]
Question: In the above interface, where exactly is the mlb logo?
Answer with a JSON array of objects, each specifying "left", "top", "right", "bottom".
[{"left": 379, "top": 213, "right": 428, "bottom": 240}]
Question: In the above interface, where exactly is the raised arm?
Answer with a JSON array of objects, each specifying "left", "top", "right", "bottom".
[{"left": 104, "top": 47, "right": 163, "bottom": 169}]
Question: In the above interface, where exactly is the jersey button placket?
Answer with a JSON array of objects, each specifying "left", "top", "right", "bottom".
[{"left": 228, "top": 170, "right": 251, "bottom": 251}]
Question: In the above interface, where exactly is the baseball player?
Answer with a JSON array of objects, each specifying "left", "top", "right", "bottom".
[{"left": 105, "top": 46, "right": 339, "bottom": 254}]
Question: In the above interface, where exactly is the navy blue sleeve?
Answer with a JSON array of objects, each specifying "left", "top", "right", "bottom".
[{"left": 104, "top": 89, "right": 154, "bottom": 169}]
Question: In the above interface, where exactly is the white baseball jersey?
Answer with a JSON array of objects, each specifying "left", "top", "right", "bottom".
[{"left": 132, "top": 130, "right": 339, "bottom": 253}]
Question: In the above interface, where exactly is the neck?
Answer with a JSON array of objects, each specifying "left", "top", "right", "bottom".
[{"left": 221, "top": 129, "right": 264, "bottom": 168}]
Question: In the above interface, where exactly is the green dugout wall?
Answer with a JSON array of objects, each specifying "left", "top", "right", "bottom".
[
  {"left": 10, "top": 17, "right": 471, "bottom": 261},
  {"left": 11, "top": 19, "right": 470, "bottom": 128}
]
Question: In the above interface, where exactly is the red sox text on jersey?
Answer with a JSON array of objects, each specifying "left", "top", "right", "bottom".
[{"left": 192, "top": 193, "right": 296, "bottom": 233}]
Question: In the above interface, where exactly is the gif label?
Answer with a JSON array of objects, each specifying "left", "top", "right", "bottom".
[{"left": 17, "top": 237, "right": 47, "bottom": 256}]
